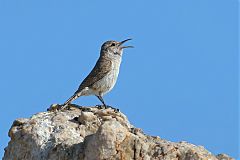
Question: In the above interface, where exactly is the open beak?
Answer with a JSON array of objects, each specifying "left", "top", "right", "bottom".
[{"left": 119, "top": 38, "right": 134, "bottom": 49}]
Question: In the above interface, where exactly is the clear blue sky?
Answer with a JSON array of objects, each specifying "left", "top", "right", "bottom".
[{"left": 0, "top": 0, "right": 238, "bottom": 158}]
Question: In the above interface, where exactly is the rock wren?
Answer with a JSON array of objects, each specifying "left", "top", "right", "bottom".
[{"left": 62, "top": 39, "right": 133, "bottom": 109}]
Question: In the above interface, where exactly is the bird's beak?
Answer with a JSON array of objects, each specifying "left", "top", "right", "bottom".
[{"left": 119, "top": 38, "right": 134, "bottom": 49}]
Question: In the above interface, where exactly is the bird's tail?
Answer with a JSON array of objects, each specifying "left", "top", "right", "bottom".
[{"left": 62, "top": 91, "right": 81, "bottom": 109}]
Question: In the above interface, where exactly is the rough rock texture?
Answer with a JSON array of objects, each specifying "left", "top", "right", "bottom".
[{"left": 3, "top": 104, "right": 234, "bottom": 160}]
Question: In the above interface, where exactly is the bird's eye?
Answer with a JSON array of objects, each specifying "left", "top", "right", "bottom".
[{"left": 111, "top": 43, "right": 116, "bottom": 46}]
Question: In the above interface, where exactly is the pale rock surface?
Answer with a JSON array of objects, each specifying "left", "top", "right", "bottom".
[{"left": 3, "top": 105, "right": 234, "bottom": 160}]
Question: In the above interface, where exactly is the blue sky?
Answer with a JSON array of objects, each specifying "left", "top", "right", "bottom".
[{"left": 0, "top": 0, "right": 238, "bottom": 158}]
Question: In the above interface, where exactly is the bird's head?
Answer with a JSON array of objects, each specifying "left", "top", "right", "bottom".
[{"left": 100, "top": 39, "right": 133, "bottom": 59}]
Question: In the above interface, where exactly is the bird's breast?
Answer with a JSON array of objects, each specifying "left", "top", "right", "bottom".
[{"left": 92, "top": 59, "right": 121, "bottom": 95}]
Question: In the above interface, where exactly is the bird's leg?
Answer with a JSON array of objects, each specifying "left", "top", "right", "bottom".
[
  {"left": 96, "top": 95, "right": 107, "bottom": 107},
  {"left": 96, "top": 95, "right": 119, "bottom": 112},
  {"left": 109, "top": 106, "right": 120, "bottom": 112}
]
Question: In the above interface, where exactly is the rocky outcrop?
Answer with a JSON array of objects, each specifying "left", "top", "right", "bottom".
[{"left": 3, "top": 104, "right": 233, "bottom": 160}]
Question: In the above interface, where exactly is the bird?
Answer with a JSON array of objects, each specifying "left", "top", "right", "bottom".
[{"left": 61, "top": 38, "right": 133, "bottom": 110}]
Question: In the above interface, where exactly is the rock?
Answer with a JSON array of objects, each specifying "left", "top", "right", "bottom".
[
  {"left": 3, "top": 105, "right": 233, "bottom": 160},
  {"left": 216, "top": 154, "right": 234, "bottom": 160}
]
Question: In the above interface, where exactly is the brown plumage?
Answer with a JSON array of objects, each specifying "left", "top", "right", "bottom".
[{"left": 78, "top": 57, "right": 112, "bottom": 92}]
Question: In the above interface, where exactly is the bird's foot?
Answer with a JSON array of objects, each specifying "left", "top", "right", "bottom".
[
  {"left": 108, "top": 106, "right": 120, "bottom": 112},
  {"left": 96, "top": 104, "right": 106, "bottom": 109},
  {"left": 96, "top": 105, "right": 119, "bottom": 112}
]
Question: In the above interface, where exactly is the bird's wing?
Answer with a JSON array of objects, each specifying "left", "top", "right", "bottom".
[{"left": 76, "top": 57, "right": 112, "bottom": 92}]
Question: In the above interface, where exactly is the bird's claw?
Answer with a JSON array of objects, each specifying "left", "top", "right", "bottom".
[
  {"left": 109, "top": 106, "right": 119, "bottom": 112},
  {"left": 96, "top": 105, "right": 106, "bottom": 109},
  {"left": 96, "top": 105, "right": 119, "bottom": 112}
]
